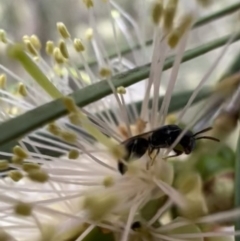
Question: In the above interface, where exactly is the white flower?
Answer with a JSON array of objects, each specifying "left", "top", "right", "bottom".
[{"left": 0, "top": 1, "right": 240, "bottom": 241}]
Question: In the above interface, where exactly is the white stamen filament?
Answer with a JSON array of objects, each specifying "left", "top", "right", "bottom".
[
  {"left": 154, "top": 178, "right": 186, "bottom": 208},
  {"left": 119, "top": 92, "right": 132, "bottom": 137},
  {"left": 113, "top": 15, "right": 140, "bottom": 64},
  {"left": 106, "top": 1, "right": 122, "bottom": 67},
  {"left": 170, "top": 230, "right": 240, "bottom": 239},
  {"left": 159, "top": 32, "right": 190, "bottom": 126},
  {"left": 110, "top": 0, "right": 148, "bottom": 61},
  {"left": 76, "top": 224, "right": 95, "bottom": 241},
  {"left": 151, "top": 35, "right": 168, "bottom": 128},
  {"left": 140, "top": 29, "right": 162, "bottom": 122},
  {"left": 151, "top": 232, "right": 187, "bottom": 241},
  {"left": 120, "top": 193, "right": 146, "bottom": 241},
  {"left": 147, "top": 199, "right": 173, "bottom": 226},
  {"left": 88, "top": 9, "right": 110, "bottom": 67},
  {"left": 177, "top": 30, "right": 239, "bottom": 123},
  {"left": 81, "top": 109, "right": 121, "bottom": 139}
]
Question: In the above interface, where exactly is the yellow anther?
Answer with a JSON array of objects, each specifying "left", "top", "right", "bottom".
[
  {"left": 53, "top": 65, "right": 65, "bottom": 77},
  {"left": 60, "top": 131, "right": 78, "bottom": 143},
  {"left": 0, "top": 160, "right": 8, "bottom": 170},
  {"left": 63, "top": 96, "right": 78, "bottom": 113},
  {"left": 196, "top": 0, "right": 212, "bottom": 7},
  {"left": 80, "top": 71, "right": 91, "bottom": 84},
  {"left": 30, "top": 35, "right": 41, "bottom": 50},
  {"left": 53, "top": 47, "right": 65, "bottom": 64},
  {"left": 28, "top": 170, "right": 49, "bottom": 183},
  {"left": 151, "top": 0, "right": 163, "bottom": 25},
  {"left": 68, "top": 149, "right": 80, "bottom": 159},
  {"left": 0, "top": 230, "right": 11, "bottom": 241},
  {"left": 23, "top": 163, "right": 40, "bottom": 173},
  {"left": 178, "top": 14, "right": 194, "bottom": 33},
  {"left": 8, "top": 170, "right": 23, "bottom": 182},
  {"left": 7, "top": 107, "right": 19, "bottom": 116},
  {"left": 0, "top": 74, "right": 6, "bottom": 89},
  {"left": 117, "top": 86, "right": 126, "bottom": 94},
  {"left": 168, "top": 14, "right": 193, "bottom": 48},
  {"left": 11, "top": 155, "right": 24, "bottom": 165},
  {"left": 47, "top": 123, "right": 61, "bottom": 136},
  {"left": 85, "top": 28, "right": 93, "bottom": 41},
  {"left": 215, "top": 73, "right": 240, "bottom": 96},
  {"left": 111, "top": 144, "right": 126, "bottom": 160},
  {"left": 22, "top": 35, "right": 29, "bottom": 41},
  {"left": 57, "top": 22, "right": 71, "bottom": 39},
  {"left": 0, "top": 29, "right": 7, "bottom": 43},
  {"left": 24, "top": 40, "right": 38, "bottom": 56},
  {"left": 13, "top": 146, "right": 28, "bottom": 159},
  {"left": 65, "top": 97, "right": 126, "bottom": 159},
  {"left": 135, "top": 118, "right": 147, "bottom": 134},
  {"left": 68, "top": 113, "right": 81, "bottom": 125},
  {"left": 111, "top": 10, "right": 120, "bottom": 19},
  {"left": 99, "top": 67, "right": 112, "bottom": 78},
  {"left": 74, "top": 38, "right": 85, "bottom": 52},
  {"left": 168, "top": 31, "right": 179, "bottom": 48},
  {"left": 83, "top": 0, "right": 94, "bottom": 8},
  {"left": 59, "top": 40, "right": 69, "bottom": 59},
  {"left": 166, "top": 114, "right": 177, "bottom": 124},
  {"left": 33, "top": 56, "right": 40, "bottom": 62},
  {"left": 14, "top": 202, "right": 32, "bottom": 216},
  {"left": 46, "top": 41, "right": 54, "bottom": 55},
  {"left": 18, "top": 83, "right": 27, "bottom": 97},
  {"left": 103, "top": 176, "right": 114, "bottom": 187},
  {"left": 163, "top": 0, "right": 178, "bottom": 32}
]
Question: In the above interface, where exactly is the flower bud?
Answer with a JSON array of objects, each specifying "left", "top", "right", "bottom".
[
  {"left": 204, "top": 171, "right": 234, "bottom": 214},
  {"left": 175, "top": 172, "right": 208, "bottom": 219}
]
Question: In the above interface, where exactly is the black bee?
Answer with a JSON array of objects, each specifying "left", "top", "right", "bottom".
[
  {"left": 131, "top": 221, "right": 142, "bottom": 231},
  {"left": 118, "top": 125, "right": 219, "bottom": 174}
]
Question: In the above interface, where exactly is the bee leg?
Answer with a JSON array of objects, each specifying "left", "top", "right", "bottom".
[
  {"left": 146, "top": 148, "right": 153, "bottom": 170},
  {"left": 166, "top": 149, "right": 183, "bottom": 159},
  {"left": 150, "top": 148, "right": 160, "bottom": 166},
  {"left": 118, "top": 161, "right": 127, "bottom": 175}
]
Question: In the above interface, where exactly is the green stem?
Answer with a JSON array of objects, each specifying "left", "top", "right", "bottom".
[
  {"left": 0, "top": 88, "right": 211, "bottom": 158},
  {"left": 193, "top": 2, "right": 240, "bottom": 28},
  {"left": 0, "top": 32, "right": 239, "bottom": 147},
  {"left": 84, "top": 2, "right": 240, "bottom": 68},
  {"left": 235, "top": 134, "right": 240, "bottom": 240}
]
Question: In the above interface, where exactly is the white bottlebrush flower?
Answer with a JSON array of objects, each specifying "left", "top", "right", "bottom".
[{"left": 0, "top": 1, "right": 240, "bottom": 241}]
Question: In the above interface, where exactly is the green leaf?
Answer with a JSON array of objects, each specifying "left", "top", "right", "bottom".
[
  {"left": 235, "top": 134, "right": 240, "bottom": 241},
  {"left": 0, "top": 32, "right": 239, "bottom": 148},
  {"left": 196, "top": 145, "right": 235, "bottom": 181}
]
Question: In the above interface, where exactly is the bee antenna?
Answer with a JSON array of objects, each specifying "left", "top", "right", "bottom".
[
  {"left": 193, "top": 127, "right": 213, "bottom": 137},
  {"left": 195, "top": 136, "right": 220, "bottom": 142}
]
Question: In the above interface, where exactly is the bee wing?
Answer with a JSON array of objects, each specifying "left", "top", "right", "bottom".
[{"left": 120, "top": 129, "right": 156, "bottom": 145}]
